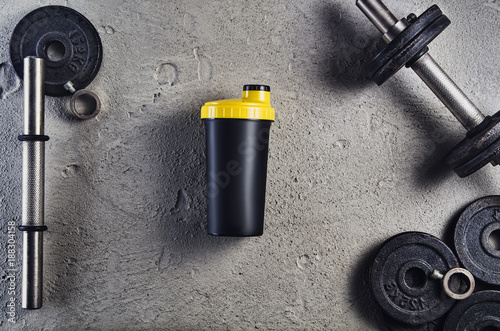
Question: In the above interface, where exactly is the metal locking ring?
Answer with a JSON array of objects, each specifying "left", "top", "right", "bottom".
[
  {"left": 70, "top": 89, "right": 101, "bottom": 119},
  {"left": 442, "top": 268, "right": 475, "bottom": 300}
]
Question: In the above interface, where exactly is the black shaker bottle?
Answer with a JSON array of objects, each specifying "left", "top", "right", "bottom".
[{"left": 201, "top": 85, "right": 275, "bottom": 236}]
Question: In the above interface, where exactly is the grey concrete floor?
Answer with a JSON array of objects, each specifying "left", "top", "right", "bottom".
[{"left": 1, "top": 0, "right": 500, "bottom": 329}]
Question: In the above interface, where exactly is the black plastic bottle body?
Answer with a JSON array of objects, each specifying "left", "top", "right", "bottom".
[{"left": 204, "top": 118, "right": 272, "bottom": 236}]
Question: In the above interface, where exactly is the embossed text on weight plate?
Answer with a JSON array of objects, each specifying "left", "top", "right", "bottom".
[
  {"left": 68, "top": 30, "right": 88, "bottom": 73},
  {"left": 385, "top": 281, "right": 429, "bottom": 311}
]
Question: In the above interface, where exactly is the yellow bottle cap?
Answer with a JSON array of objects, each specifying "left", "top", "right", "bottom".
[{"left": 201, "top": 85, "right": 275, "bottom": 121}]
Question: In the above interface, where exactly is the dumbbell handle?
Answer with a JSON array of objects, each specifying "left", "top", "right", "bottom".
[
  {"left": 21, "top": 56, "right": 46, "bottom": 309},
  {"left": 357, "top": 0, "right": 485, "bottom": 131}
]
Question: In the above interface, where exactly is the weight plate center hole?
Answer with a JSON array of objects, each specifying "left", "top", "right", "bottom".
[
  {"left": 45, "top": 40, "right": 66, "bottom": 62},
  {"left": 404, "top": 267, "right": 427, "bottom": 289},
  {"left": 488, "top": 229, "right": 500, "bottom": 251}
]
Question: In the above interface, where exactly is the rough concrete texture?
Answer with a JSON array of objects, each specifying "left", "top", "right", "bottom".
[{"left": 0, "top": 0, "right": 500, "bottom": 329}]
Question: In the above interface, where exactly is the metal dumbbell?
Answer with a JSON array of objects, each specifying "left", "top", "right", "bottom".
[
  {"left": 10, "top": 6, "right": 104, "bottom": 309},
  {"left": 357, "top": 0, "right": 500, "bottom": 177}
]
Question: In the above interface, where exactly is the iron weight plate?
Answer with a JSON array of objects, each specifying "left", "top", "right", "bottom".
[
  {"left": 445, "top": 111, "right": 500, "bottom": 177},
  {"left": 443, "top": 290, "right": 500, "bottom": 330},
  {"left": 370, "top": 232, "right": 460, "bottom": 325},
  {"left": 368, "top": 5, "right": 450, "bottom": 85},
  {"left": 454, "top": 196, "right": 500, "bottom": 284},
  {"left": 10, "top": 6, "right": 102, "bottom": 96}
]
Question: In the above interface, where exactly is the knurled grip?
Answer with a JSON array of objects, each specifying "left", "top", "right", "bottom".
[
  {"left": 22, "top": 141, "right": 45, "bottom": 226},
  {"left": 20, "top": 56, "right": 46, "bottom": 310},
  {"left": 411, "top": 53, "right": 485, "bottom": 131}
]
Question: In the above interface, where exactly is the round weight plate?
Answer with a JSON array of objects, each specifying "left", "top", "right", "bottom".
[
  {"left": 370, "top": 232, "right": 460, "bottom": 325},
  {"left": 368, "top": 5, "right": 450, "bottom": 85},
  {"left": 452, "top": 137, "right": 500, "bottom": 177},
  {"left": 443, "top": 290, "right": 500, "bottom": 331},
  {"left": 454, "top": 196, "right": 500, "bottom": 284},
  {"left": 10, "top": 6, "right": 102, "bottom": 96},
  {"left": 445, "top": 111, "right": 500, "bottom": 177},
  {"left": 368, "top": 5, "right": 445, "bottom": 79}
]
